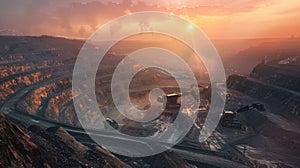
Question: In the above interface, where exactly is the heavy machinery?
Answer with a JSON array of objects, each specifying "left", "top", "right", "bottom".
[
  {"left": 221, "top": 103, "right": 265, "bottom": 129},
  {"left": 236, "top": 103, "right": 265, "bottom": 113},
  {"left": 158, "top": 93, "right": 182, "bottom": 108},
  {"left": 104, "top": 118, "right": 119, "bottom": 129},
  {"left": 220, "top": 110, "right": 242, "bottom": 128}
]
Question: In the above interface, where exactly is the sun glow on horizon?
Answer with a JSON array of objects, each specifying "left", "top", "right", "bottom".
[
  {"left": 0, "top": 0, "right": 299, "bottom": 39},
  {"left": 187, "top": 24, "right": 194, "bottom": 31}
]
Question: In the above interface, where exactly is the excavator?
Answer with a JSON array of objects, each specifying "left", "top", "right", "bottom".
[{"left": 220, "top": 103, "right": 265, "bottom": 129}]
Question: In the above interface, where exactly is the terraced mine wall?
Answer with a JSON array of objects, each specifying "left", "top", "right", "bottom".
[
  {"left": 250, "top": 63, "right": 300, "bottom": 92},
  {"left": 227, "top": 63, "right": 300, "bottom": 119}
]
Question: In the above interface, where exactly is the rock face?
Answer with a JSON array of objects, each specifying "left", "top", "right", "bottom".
[
  {"left": 0, "top": 112, "right": 130, "bottom": 168},
  {"left": 144, "top": 151, "right": 196, "bottom": 168},
  {"left": 0, "top": 112, "right": 200, "bottom": 168},
  {"left": 226, "top": 61, "right": 300, "bottom": 167},
  {"left": 227, "top": 62, "right": 300, "bottom": 119},
  {"left": 118, "top": 151, "right": 196, "bottom": 168},
  {"left": 0, "top": 113, "right": 41, "bottom": 167},
  {"left": 250, "top": 63, "right": 300, "bottom": 92}
]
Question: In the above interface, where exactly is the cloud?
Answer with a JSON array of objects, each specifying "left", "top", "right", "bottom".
[
  {"left": 45, "top": 1, "right": 166, "bottom": 37},
  {"left": 0, "top": 0, "right": 298, "bottom": 38}
]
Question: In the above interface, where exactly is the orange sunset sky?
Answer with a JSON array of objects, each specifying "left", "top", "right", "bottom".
[{"left": 0, "top": 0, "right": 299, "bottom": 39}]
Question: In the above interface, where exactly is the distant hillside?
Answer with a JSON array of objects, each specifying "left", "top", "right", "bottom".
[
  {"left": 0, "top": 35, "right": 84, "bottom": 60},
  {"left": 223, "top": 38, "right": 300, "bottom": 75}
]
